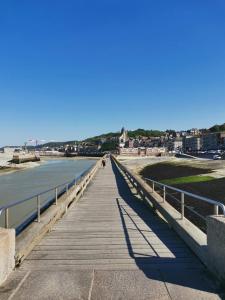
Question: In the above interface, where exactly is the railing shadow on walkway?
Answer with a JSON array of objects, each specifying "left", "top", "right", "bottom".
[{"left": 110, "top": 159, "right": 222, "bottom": 295}]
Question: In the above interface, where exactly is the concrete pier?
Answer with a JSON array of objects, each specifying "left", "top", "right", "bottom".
[
  {"left": 12, "top": 153, "right": 40, "bottom": 164},
  {"left": 0, "top": 159, "right": 223, "bottom": 299}
]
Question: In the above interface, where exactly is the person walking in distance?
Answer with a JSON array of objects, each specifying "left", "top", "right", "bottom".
[{"left": 102, "top": 158, "right": 106, "bottom": 168}]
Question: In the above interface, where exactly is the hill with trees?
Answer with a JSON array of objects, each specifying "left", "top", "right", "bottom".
[
  {"left": 84, "top": 128, "right": 165, "bottom": 142},
  {"left": 209, "top": 123, "right": 225, "bottom": 133},
  {"left": 38, "top": 128, "right": 165, "bottom": 150},
  {"left": 127, "top": 129, "right": 165, "bottom": 138}
]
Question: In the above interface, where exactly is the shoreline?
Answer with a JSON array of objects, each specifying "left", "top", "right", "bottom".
[
  {"left": 41, "top": 156, "right": 99, "bottom": 160},
  {"left": 0, "top": 156, "right": 99, "bottom": 176},
  {"left": 0, "top": 161, "right": 43, "bottom": 176}
]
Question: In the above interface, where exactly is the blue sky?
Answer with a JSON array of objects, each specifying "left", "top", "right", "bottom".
[{"left": 1, "top": 0, "right": 225, "bottom": 146}]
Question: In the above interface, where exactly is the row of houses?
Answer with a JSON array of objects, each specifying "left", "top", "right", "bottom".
[
  {"left": 119, "top": 147, "right": 166, "bottom": 156},
  {"left": 118, "top": 127, "right": 225, "bottom": 155},
  {"left": 118, "top": 127, "right": 167, "bottom": 156},
  {"left": 169, "top": 132, "right": 225, "bottom": 152}
]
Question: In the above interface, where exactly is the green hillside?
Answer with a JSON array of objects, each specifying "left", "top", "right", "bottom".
[{"left": 209, "top": 123, "right": 225, "bottom": 133}]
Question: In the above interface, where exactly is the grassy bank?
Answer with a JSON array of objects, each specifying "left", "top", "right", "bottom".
[{"left": 161, "top": 175, "right": 214, "bottom": 185}]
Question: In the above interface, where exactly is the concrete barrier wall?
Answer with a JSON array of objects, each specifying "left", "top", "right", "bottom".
[
  {"left": 0, "top": 228, "right": 15, "bottom": 285},
  {"left": 207, "top": 216, "right": 225, "bottom": 283}
]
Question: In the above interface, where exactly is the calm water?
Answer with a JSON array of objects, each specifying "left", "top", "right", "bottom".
[{"left": 0, "top": 158, "right": 96, "bottom": 229}]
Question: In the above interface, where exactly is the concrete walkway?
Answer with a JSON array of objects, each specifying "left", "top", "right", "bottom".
[{"left": 0, "top": 160, "right": 223, "bottom": 299}]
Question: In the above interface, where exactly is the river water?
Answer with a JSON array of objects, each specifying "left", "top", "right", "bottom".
[{"left": 0, "top": 158, "right": 96, "bottom": 230}]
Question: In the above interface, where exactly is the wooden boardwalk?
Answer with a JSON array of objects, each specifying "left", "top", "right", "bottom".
[{"left": 1, "top": 159, "right": 223, "bottom": 299}]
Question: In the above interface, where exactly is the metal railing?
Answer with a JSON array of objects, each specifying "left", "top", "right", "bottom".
[
  {"left": 0, "top": 161, "right": 100, "bottom": 234},
  {"left": 144, "top": 178, "right": 225, "bottom": 220},
  {"left": 112, "top": 155, "right": 225, "bottom": 232}
]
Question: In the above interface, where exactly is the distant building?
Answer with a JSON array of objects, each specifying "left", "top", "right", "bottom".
[
  {"left": 202, "top": 132, "right": 225, "bottom": 150},
  {"left": 128, "top": 139, "right": 134, "bottom": 148},
  {"left": 117, "top": 126, "right": 168, "bottom": 155},
  {"left": 180, "top": 131, "right": 188, "bottom": 137},
  {"left": 184, "top": 136, "right": 202, "bottom": 152},
  {"left": 119, "top": 147, "right": 166, "bottom": 156},
  {"left": 167, "top": 138, "right": 183, "bottom": 152},
  {"left": 78, "top": 143, "right": 101, "bottom": 154},
  {"left": 188, "top": 128, "right": 200, "bottom": 136},
  {"left": 146, "top": 147, "right": 166, "bottom": 156},
  {"left": 119, "top": 127, "right": 129, "bottom": 148},
  {"left": 119, "top": 147, "right": 139, "bottom": 156}
]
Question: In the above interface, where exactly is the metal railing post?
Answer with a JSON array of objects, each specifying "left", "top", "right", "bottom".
[
  {"left": 181, "top": 192, "right": 184, "bottom": 219},
  {"left": 82, "top": 183, "right": 84, "bottom": 196},
  {"left": 37, "top": 195, "right": 40, "bottom": 223},
  {"left": 55, "top": 188, "right": 58, "bottom": 205},
  {"left": 163, "top": 186, "right": 166, "bottom": 202},
  {"left": 214, "top": 204, "right": 219, "bottom": 215},
  {"left": 5, "top": 208, "right": 9, "bottom": 229},
  {"left": 152, "top": 181, "right": 155, "bottom": 192}
]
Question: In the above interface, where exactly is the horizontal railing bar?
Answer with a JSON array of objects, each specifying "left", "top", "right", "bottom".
[
  {"left": 0, "top": 181, "right": 72, "bottom": 214},
  {"left": 183, "top": 204, "right": 207, "bottom": 221},
  {"left": 153, "top": 183, "right": 164, "bottom": 191},
  {"left": 144, "top": 177, "right": 225, "bottom": 215},
  {"left": 164, "top": 191, "right": 181, "bottom": 204},
  {"left": 164, "top": 191, "right": 207, "bottom": 221},
  {"left": 153, "top": 187, "right": 207, "bottom": 221},
  {"left": 15, "top": 187, "right": 69, "bottom": 234},
  {"left": 165, "top": 190, "right": 207, "bottom": 221}
]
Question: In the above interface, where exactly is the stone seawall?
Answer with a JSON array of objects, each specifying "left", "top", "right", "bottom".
[{"left": 12, "top": 153, "right": 40, "bottom": 164}]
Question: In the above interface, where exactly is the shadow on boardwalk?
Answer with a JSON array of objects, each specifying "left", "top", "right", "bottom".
[{"left": 111, "top": 158, "right": 224, "bottom": 297}]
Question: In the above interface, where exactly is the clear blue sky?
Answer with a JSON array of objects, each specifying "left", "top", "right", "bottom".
[{"left": 1, "top": 0, "right": 225, "bottom": 146}]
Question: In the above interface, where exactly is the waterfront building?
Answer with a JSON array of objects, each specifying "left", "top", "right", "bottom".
[
  {"left": 184, "top": 136, "right": 202, "bottom": 152},
  {"left": 202, "top": 132, "right": 225, "bottom": 150},
  {"left": 119, "top": 147, "right": 166, "bottom": 156},
  {"left": 146, "top": 147, "right": 166, "bottom": 156},
  {"left": 119, "top": 147, "right": 139, "bottom": 156}
]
